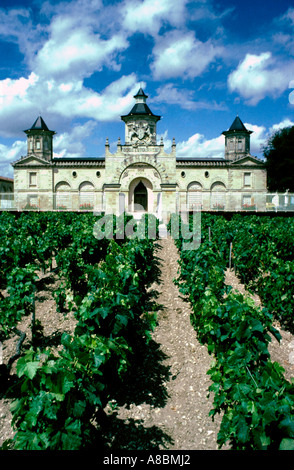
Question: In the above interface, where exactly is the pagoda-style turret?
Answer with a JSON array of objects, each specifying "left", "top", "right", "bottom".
[
  {"left": 24, "top": 116, "right": 55, "bottom": 161},
  {"left": 222, "top": 116, "right": 252, "bottom": 160},
  {"left": 121, "top": 88, "right": 161, "bottom": 145}
]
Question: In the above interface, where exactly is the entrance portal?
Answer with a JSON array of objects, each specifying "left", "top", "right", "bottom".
[{"left": 134, "top": 181, "right": 148, "bottom": 211}]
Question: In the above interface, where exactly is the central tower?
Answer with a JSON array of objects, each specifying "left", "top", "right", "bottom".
[{"left": 121, "top": 88, "right": 161, "bottom": 146}]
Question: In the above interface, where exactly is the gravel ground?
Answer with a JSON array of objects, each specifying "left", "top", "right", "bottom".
[
  {"left": 0, "top": 237, "right": 293, "bottom": 450},
  {"left": 105, "top": 237, "right": 226, "bottom": 450}
]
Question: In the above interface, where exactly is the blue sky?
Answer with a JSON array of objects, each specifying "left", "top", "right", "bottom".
[{"left": 0, "top": 0, "right": 294, "bottom": 177}]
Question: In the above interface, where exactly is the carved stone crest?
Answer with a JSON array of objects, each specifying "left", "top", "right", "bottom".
[{"left": 128, "top": 121, "right": 155, "bottom": 144}]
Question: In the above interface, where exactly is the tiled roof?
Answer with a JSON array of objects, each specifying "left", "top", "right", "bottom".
[
  {"left": 0, "top": 176, "right": 14, "bottom": 182},
  {"left": 127, "top": 102, "right": 155, "bottom": 116}
]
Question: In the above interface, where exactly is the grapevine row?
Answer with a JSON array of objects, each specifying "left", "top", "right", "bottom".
[
  {"left": 2, "top": 214, "right": 160, "bottom": 450},
  {"left": 174, "top": 215, "right": 294, "bottom": 450},
  {"left": 200, "top": 214, "right": 294, "bottom": 333},
  {"left": 0, "top": 212, "right": 109, "bottom": 342}
]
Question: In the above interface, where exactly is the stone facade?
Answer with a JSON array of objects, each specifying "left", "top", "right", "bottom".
[{"left": 12, "top": 88, "right": 267, "bottom": 216}]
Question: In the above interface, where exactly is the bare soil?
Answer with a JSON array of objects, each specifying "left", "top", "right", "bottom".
[{"left": 0, "top": 237, "right": 293, "bottom": 450}]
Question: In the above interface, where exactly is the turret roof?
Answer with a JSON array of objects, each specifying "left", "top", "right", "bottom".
[
  {"left": 222, "top": 115, "right": 252, "bottom": 135},
  {"left": 24, "top": 116, "right": 55, "bottom": 133},
  {"left": 31, "top": 116, "right": 49, "bottom": 131},
  {"left": 229, "top": 116, "right": 247, "bottom": 131},
  {"left": 121, "top": 87, "right": 160, "bottom": 121},
  {"left": 134, "top": 87, "right": 148, "bottom": 99}
]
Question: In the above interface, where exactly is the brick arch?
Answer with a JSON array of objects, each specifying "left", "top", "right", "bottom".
[{"left": 115, "top": 155, "right": 168, "bottom": 183}]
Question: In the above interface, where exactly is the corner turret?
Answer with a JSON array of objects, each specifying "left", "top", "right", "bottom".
[
  {"left": 24, "top": 116, "right": 55, "bottom": 161},
  {"left": 222, "top": 116, "right": 252, "bottom": 160}
]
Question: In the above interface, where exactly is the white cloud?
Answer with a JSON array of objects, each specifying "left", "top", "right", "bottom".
[
  {"left": 152, "top": 84, "right": 196, "bottom": 110},
  {"left": 269, "top": 118, "right": 294, "bottom": 134},
  {"left": 53, "top": 120, "right": 97, "bottom": 158},
  {"left": 34, "top": 15, "right": 129, "bottom": 81},
  {"left": 0, "top": 140, "right": 26, "bottom": 177},
  {"left": 157, "top": 130, "right": 172, "bottom": 148},
  {"left": 0, "top": 73, "right": 39, "bottom": 106},
  {"left": 175, "top": 122, "right": 269, "bottom": 159},
  {"left": 0, "top": 72, "right": 139, "bottom": 137},
  {"left": 48, "top": 74, "right": 139, "bottom": 120},
  {"left": 152, "top": 83, "right": 227, "bottom": 111},
  {"left": 0, "top": 7, "right": 42, "bottom": 62},
  {"left": 0, "top": 73, "right": 41, "bottom": 137},
  {"left": 228, "top": 52, "right": 294, "bottom": 105},
  {"left": 177, "top": 133, "right": 225, "bottom": 159},
  {"left": 151, "top": 30, "right": 222, "bottom": 80},
  {"left": 0, "top": 140, "right": 26, "bottom": 162},
  {"left": 0, "top": 8, "right": 30, "bottom": 38},
  {"left": 244, "top": 123, "right": 267, "bottom": 156},
  {"left": 121, "top": 0, "right": 188, "bottom": 35},
  {"left": 0, "top": 2, "right": 139, "bottom": 138}
]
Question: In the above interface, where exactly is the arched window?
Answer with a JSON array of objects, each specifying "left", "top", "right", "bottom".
[
  {"left": 55, "top": 181, "right": 71, "bottom": 210},
  {"left": 79, "top": 181, "right": 95, "bottom": 210},
  {"left": 210, "top": 182, "right": 226, "bottom": 210},
  {"left": 187, "top": 182, "right": 202, "bottom": 210}
]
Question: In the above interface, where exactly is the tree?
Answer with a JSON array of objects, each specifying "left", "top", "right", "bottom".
[{"left": 263, "top": 126, "right": 294, "bottom": 192}]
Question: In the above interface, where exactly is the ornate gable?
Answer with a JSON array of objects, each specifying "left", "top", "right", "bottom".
[
  {"left": 12, "top": 154, "right": 52, "bottom": 168},
  {"left": 231, "top": 155, "right": 265, "bottom": 166}
]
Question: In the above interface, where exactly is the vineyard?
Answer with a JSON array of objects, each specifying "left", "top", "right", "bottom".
[
  {"left": 174, "top": 214, "right": 294, "bottom": 450},
  {"left": 0, "top": 212, "right": 294, "bottom": 450}
]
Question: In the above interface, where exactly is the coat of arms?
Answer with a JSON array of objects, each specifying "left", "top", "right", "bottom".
[{"left": 128, "top": 122, "right": 154, "bottom": 144}]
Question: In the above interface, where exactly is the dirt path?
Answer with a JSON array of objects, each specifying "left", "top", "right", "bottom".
[{"left": 107, "top": 237, "right": 226, "bottom": 450}]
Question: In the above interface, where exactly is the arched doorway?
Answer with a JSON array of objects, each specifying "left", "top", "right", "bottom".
[
  {"left": 128, "top": 177, "right": 153, "bottom": 213},
  {"left": 134, "top": 181, "right": 148, "bottom": 211}
]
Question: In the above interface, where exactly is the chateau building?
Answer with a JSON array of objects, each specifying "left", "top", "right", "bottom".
[{"left": 12, "top": 87, "right": 267, "bottom": 215}]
